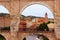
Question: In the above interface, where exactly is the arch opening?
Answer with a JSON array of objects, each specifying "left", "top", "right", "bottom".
[
  {"left": 20, "top": 3, "right": 54, "bottom": 32},
  {"left": 23, "top": 34, "right": 49, "bottom": 40}
]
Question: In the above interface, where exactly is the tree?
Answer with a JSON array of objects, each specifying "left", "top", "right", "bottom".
[{"left": 37, "top": 22, "right": 49, "bottom": 31}]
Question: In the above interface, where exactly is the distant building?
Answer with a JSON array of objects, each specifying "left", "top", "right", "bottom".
[
  {"left": 30, "top": 13, "right": 54, "bottom": 28},
  {"left": 20, "top": 13, "right": 54, "bottom": 29}
]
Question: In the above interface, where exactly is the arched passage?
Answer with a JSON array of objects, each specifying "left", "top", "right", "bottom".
[
  {"left": 22, "top": 34, "right": 49, "bottom": 40},
  {"left": 20, "top": 3, "right": 54, "bottom": 30},
  {"left": 19, "top": 3, "right": 55, "bottom": 40},
  {"left": 0, "top": 34, "right": 6, "bottom": 40}
]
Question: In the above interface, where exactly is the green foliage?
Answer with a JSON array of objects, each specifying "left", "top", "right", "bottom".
[
  {"left": 43, "top": 37, "right": 49, "bottom": 40},
  {"left": 37, "top": 22, "right": 49, "bottom": 31},
  {"left": 47, "top": 21, "right": 51, "bottom": 24},
  {"left": 0, "top": 35, "right": 6, "bottom": 40}
]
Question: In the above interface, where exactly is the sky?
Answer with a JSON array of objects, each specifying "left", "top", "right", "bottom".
[
  {"left": 21, "top": 4, "right": 54, "bottom": 19},
  {"left": 0, "top": 5, "right": 9, "bottom": 14},
  {"left": 0, "top": 5, "right": 54, "bottom": 19}
]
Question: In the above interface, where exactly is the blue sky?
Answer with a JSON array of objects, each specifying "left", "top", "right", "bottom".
[
  {"left": 21, "top": 4, "right": 54, "bottom": 19},
  {"left": 0, "top": 5, "right": 9, "bottom": 13}
]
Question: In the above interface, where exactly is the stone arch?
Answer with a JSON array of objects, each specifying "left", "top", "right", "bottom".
[
  {"left": 0, "top": 32, "right": 11, "bottom": 40},
  {"left": 22, "top": 33, "right": 49, "bottom": 40},
  {"left": 0, "top": 34, "right": 6, "bottom": 40},
  {"left": 20, "top": 2, "right": 55, "bottom": 29},
  {"left": 20, "top": 2, "right": 55, "bottom": 18}
]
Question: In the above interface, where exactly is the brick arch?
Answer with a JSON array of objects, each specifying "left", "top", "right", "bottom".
[
  {"left": 0, "top": 34, "right": 6, "bottom": 40},
  {"left": 20, "top": 2, "right": 55, "bottom": 17},
  {"left": 22, "top": 33, "right": 49, "bottom": 40},
  {"left": 0, "top": 32, "right": 11, "bottom": 40}
]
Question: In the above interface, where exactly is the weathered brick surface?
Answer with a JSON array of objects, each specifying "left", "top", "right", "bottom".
[{"left": 0, "top": 0, "right": 60, "bottom": 40}]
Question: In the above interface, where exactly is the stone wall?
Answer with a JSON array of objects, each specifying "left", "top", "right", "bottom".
[
  {"left": 0, "top": 31, "right": 11, "bottom": 40},
  {"left": 0, "top": 0, "right": 60, "bottom": 40}
]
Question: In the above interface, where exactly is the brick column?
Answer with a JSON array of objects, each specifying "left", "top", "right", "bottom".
[
  {"left": 10, "top": 15, "right": 20, "bottom": 40},
  {"left": 54, "top": 0, "right": 60, "bottom": 39}
]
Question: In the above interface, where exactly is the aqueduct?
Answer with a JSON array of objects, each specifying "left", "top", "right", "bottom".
[{"left": 0, "top": 0, "right": 60, "bottom": 40}]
